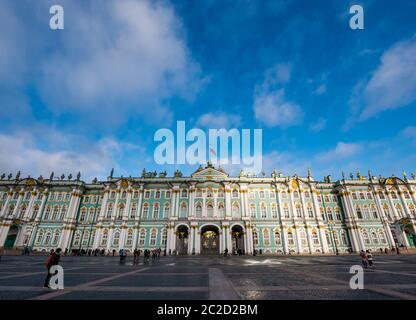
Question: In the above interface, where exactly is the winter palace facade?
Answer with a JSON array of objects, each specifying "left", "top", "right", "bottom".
[{"left": 0, "top": 164, "right": 416, "bottom": 255}]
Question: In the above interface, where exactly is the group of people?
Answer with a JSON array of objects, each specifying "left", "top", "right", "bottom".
[
  {"left": 43, "top": 248, "right": 62, "bottom": 288},
  {"left": 132, "top": 248, "right": 162, "bottom": 264},
  {"left": 359, "top": 250, "right": 374, "bottom": 268}
]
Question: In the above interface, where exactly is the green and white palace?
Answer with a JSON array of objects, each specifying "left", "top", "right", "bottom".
[{"left": 1, "top": 163, "right": 416, "bottom": 255}]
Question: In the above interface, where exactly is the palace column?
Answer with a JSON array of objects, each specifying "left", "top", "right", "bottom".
[
  {"left": 60, "top": 188, "right": 82, "bottom": 251},
  {"left": 28, "top": 190, "right": 48, "bottom": 248},
  {"left": 311, "top": 189, "right": 329, "bottom": 253},
  {"left": 386, "top": 190, "right": 400, "bottom": 220},
  {"left": 339, "top": 192, "right": 359, "bottom": 252},
  {"left": 305, "top": 225, "right": 313, "bottom": 254},
  {"left": 15, "top": 189, "right": 38, "bottom": 247},
  {"left": 288, "top": 190, "right": 301, "bottom": 254},
  {"left": 281, "top": 225, "right": 289, "bottom": 254},
  {"left": 119, "top": 187, "right": 132, "bottom": 251},
  {"left": 0, "top": 189, "right": 13, "bottom": 247},
  {"left": 224, "top": 185, "right": 232, "bottom": 219},
  {"left": 373, "top": 189, "right": 396, "bottom": 248}
]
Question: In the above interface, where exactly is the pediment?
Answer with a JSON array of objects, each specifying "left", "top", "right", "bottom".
[{"left": 191, "top": 165, "right": 228, "bottom": 179}]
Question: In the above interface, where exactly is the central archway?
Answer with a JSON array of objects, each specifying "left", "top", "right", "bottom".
[
  {"left": 231, "top": 224, "right": 245, "bottom": 254},
  {"left": 200, "top": 225, "right": 220, "bottom": 255},
  {"left": 175, "top": 225, "right": 189, "bottom": 255},
  {"left": 4, "top": 225, "right": 19, "bottom": 248}
]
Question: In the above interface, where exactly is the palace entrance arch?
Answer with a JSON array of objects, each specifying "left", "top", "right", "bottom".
[
  {"left": 175, "top": 225, "right": 189, "bottom": 255},
  {"left": 4, "top": 225, "right": 19, "bottom": 248},
  {"left": 200, "top": 225, "right": 220, "bottom": 255},
  {"left": 231, "top": 224, "right": 245, "bottom": 253}
]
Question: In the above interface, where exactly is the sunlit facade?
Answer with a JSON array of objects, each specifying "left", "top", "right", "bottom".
[{"left": 0, "top": 164, "right": 415, "bottom": 255}]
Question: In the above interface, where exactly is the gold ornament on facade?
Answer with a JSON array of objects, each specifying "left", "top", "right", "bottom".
[{"left": 120, "top": 179, "right": 129, "bottom": 189}]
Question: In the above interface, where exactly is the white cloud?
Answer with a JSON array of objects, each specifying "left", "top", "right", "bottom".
[
  {"left": 317, "top": 142, "right": 363, "bottom": 162},
  {"left": 196, "top": 112, "right": 241, "bottom": 128},
  {"left": 254, "top": 89, "right": 304, "bottom": 128},
  {"left": 0, "top": 130, "right": 147, "bottom": 181},
  {"left": 359, "top": 37, "right": 416, "bottom": 120},
  {"left": 315, "top": 84, "right": 327, "bottom": 95},
  {"left": 309, "top": 117, "right": 327, "bottom": 133}
]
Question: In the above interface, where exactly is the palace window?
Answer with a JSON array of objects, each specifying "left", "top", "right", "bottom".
[
  {"left": 196, "top": 204, "right": 202, "bottom": 217},
  {"left": 371, "top": 232, "right": 379, "bottom": 244},
  {"left": 121, "top": 191, "right": 127, "bottom": 199},
  {"left": 335, "top": 208, "right": 341, "bottom": 220},
  {"left": 232, "top": 203, "right": 240, "bottom": 217},
  {"left": 207, "top": 189, "right": 213, "bottom": 198},
  {"left": 207, "top": 204, "right": 214, "bottom": 217},
  {"left": 271, "top": 205, "right": 278, "bottom": 219},
  {"left": 165, "top": 190, "right": 171, "bottom": 199},
  {"left": 106, "top": 203, "right": 113, "bottom": 218},
  {"left": 153, "top": 204, "right": 159, "bottom": 219},
  {"left": 181, "top": 190, "right": 188, "bottom": 198},
  {"left": 274, "top": 231, "right": 281, "bottom": 245},
  {"left": 263, "top": 229, "right": 270, "bottom": 246},
  {"left": 32, "top": 205, "right": 39, "bottom": 220},
  {"left": 270, "top": 191, "right": 276, "bottom": 198},
  {"left": 218, "top": 189, "right": 224, "bottom": 197},
  {"left": 44, "top": 206, "right": 51, "bottom": 220},
  {"left": 218, "top": 203, "right": 224, "bottom": 216},
  {"left": 379, "top": 192, "right": 385, "bottom": 200},
  {"left": 196, "top": 189, "right": 202, "bottom": 197},
  {"left": 312, "top": 231, "right": 319, "bottom": 245},
  {"left": 101, "top": 230, "right": 108, "bottom": 246},
  {"left": 259, "top": 191, "right": 265, "bottom": 199},
  {"left": 155, "top": 190, "right": 161, "bottom": 199},
  {"left": 150, "top": 229, "right": 157, "bottom": 246},
  {"left": 130, "top": 204, "right": 137, "bottom": 219},
  {"left": 80, "top": 208, "right": 87, "bottom": 222},
  {"left": 293, "top": 191, "right": 299, "bottom": 199},
  {"left": 404, "top": 191, "right": 410, "bottom": 199},
  {"left": 363, "top": 231, "right": 370, "bottom": 245},
  {"left": 110, "top": 191, "right": 116, "bottom": 200},
  {"left": 396, "top": 204, "right": 404, "bottom": 217},
  {"left": 25, "top": 192, "right": 31, "bottom": 200},
  {"left": 19, "top": 205, "right": 26, "bottom": 219},
  {"left": 341, "top": 231, "right": 348, "bottom": 245},
  {"left": 36, "top": 231, "right": 44, "bottom": 245},
  {"left": 144, "top": 191, "right": 150, "bottom": 199},
  {"left": 284, "top": 206, "right": 290, "bottom": 218},
  {"left": 281, "top": 191, "right": 287, "bottom": 199},
  {"left": 327, "top": 208, "right": 333, "bottom": 221},
  {"left": 52, "top": 231, "right": 60, "bottom": 246},
  {"left": 232, "top": 190, "right": 239, "bottom": 198},
  {"left": 383, "top": 205, "right": 392, "bottom": 221},
  {"left": 139, "top": 230, "right": 146, "bottom": 246},
  {"left": 82, "top": 231, "right": 89, "bottom": 246},
  {"left": 356, "top": 206, "right": 363, "bottom": 219},
  {"left": 300, "top": 231, "right": 307, "bottom": 246},
  {"left": 118, "top": 204, "right": 124, "bottom": 219},
  {"left": 161, "top": 229, "right": 167, "bottom": 246},
  {"left": 64, "top": 193, "right": 70, "bottom": 201},
  {"left": 332, "top": 195, "right": 337, "bottom": 202},
  {"left": 84, "top": 195, "right": 89, "bottom": 203},
  {"left": 113, "top": 231, "right": 120, "bottom": 246},
  {"left": 261, "top": 205, "right": 267, "bottom": 218},
  {"left": 367, "top": 192, "right": 373, "bottom": 200},
  {"left": 307, "top": 206, "right": 314, "bottom": 218},
  {"left": 180, "top": 203, "right": 188, "bottom": 217},
  {"left": 250, "top": 205, "right": 256, "bottom": 218},
  {"left": 253, "top": 231, "right": 259, "bottom": 246},
  {"left": 143, "top": 204, "right": 149, "bottom": 218},
  {"left": 363, "top": 206, "right": 369, "bottom": 219},
  {"left": 379, "top": 231, "right": 387, "bottom": 244},
  {"left": 88, "top": 207, "right": 94, "bottom": 222},
  {"left": 249, "top": 190, "right": 255, "bottom": 199},
  {"left": 352, "top": 192, "right": 357, "bottom": 200},
  {"left": 60, "top": 206, "right": 67, "bottom": 220},
  {"left": 371, "top": 205, "right": 378, "bottom": 219},
  {"left": 133, "top": 191, "right": 139, "bottom": 199},
  {"left": 296, "top": 205, "right": 302, "bottom": 218},
  {"left": 359, "top": 192, "right": 365, "bottom": 200},
  {"left": 44, "top": 232, "right": 51, "bottom": 246},
  {"left": 287, "top": 232, "right": 294, "bottom": 245},
  {"left": 52, "top": 206, "right": 59, "bottom": 220},
  {"left": 409, "top": 205, "right": 416, "bottom": 218},
  {"left": 391, "top": 191, "right": 398, "bottom": 199},
  {"left": 126, "top": 229, "right": 133, "bottom": 246},
  {"left": 304, "top": 191, "right": 310, "bottom": 198}
]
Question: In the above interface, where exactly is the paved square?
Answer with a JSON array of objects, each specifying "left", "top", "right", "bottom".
[{"left": 0, "top": 254, "right": 416, "bottom": 300}]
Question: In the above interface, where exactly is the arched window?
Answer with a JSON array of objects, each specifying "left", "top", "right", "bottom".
[
  {"left": 143, "top": 204, "right": 149, "bottom": 218},
  {"left": 304, "top": 191, "right": 310, "bottom": 198},
  {"left": 249, "top": 190, "right": 254, "bottom": 199},
  {"left": 335, "top": 208, "right": 341, "bottom": 220},
  {"left": 101, "top": 229, "right": 108, "bottom": 246},
  {"left": 155, "top": 190, "right": 161, "bottom": 199},
  {"left": 296, "top": 205, "right": 302, "bottom": 218},
  {"left": 359, "top": 192, "right": 365, "bottom": 200},
  {"left": 287, "top": 232, "right": 294, "bottom": 245},
  {"left": 196, "top": 189, "right": 202, "bottom": 197},
  {"left": 139, "top": 229, "right": 146, "bottom": 246},
  {"left": 144, "top": 191, "right": 150, "bottom": 199},
  {"left": 60, "top": 205, "right": 67, "bottom": 220},
  {"left": 44, "top": 232, "right": 52, "bottom": 245},
  {"left": 218, "top": 189, "right": 224, "bottom": 197},
  {"left": 161, "top": 229, "right": 167, "bottom": 246},
  {"left": 19, "top": 205, "right": 27, "bottom": 219},
  {"left": 300, "top": 231, "right": 307, "bottom": 246},
  {"left": 371, "top": 205, "right": 378, "bottom": 219},
  {"left": 383, "top": 204, "right": 392, "bottom": 221},
  {"left": 362, "top": 231, "right": 370, "bottom": 244},
  {"left": 341, "top": 231, "right": 348, "bottom": 245},
  {"left": 196, "top": 203, "right": 202, "bottom": 217},
  {"left": 379, "top": 231, "right": 387, "bottom": 244},
  {"left": 126, "top": 229, "right": 133, "bottom": 246},
  {"left": 261, "top": 205, "right": 267, "bottom": 218},
  {"left": 113, "top": 231, "right": 120, "bottom": 246},
  {"left": 52, "top": 231, "right": 60, "bottom": 246},
  {"left": 80, "top": 208, "right": 87, "bottom": 222},
  {"left": 129, "top": 203, "right": 136, "bottom": 219},
  {"left": 106, "top": 203, "right": 113, "bottom": 218},
  {"left": 88, "top": 207, "right": 94, "bottom": 222},
  {"left": 232, "top": 203, "right": 240, "bottom": 217},
  {"left": 253, "top": 231, "right": 259, "bottom": 246},
  {"left": 259, "top": 191, "right": 265, "bottom": 199},
  {"left": 404, "top": 191, "right": 410, "bottom": 199},
  {"left": 270, "top": 191, "right": 276, "bottom": 198},
  {"left": 181, "top": 189, "right": 188, "bottom": 198},
  {"left": 110, "top": 191, "right": 116, "bottom": 199},
  {"left": 271, "top": 205, "right": 278, "bottom": 218},
  {"left": 82, "top": 231, "right": 90, "bottom": 246},
  {"left": 180, "top": 202, "right": 187, "bottom": 217},
  {"left": 36, "top": 230, "right": 44, "bottom": 245},
  {"left": 44, "top": 206, "right": 51, "bottom": 220},
  {"left": 312, "top": 231, "right": 319, "bottom": 244},
  {"left": 118, "top": 204, "right": 124, "bottom": 219},
  {"left": 396, "top": 204, "right": 404, "bottom": 217},
  {"left": 327, "top": 207, "right": 333, "bottom": 221},
  {"left": 153, "top": 204, "right": 159, "bottom": 219},
  {"left": 356, "top": 206, "right": 362, "bottom": 219},
  {"left": 281, "top": 191, "right": 287, "bottom": 199},
  {"left": 163, "top": 203, "right": 170, "bottom": 217},
  {"left": 352, "top": 192, "right": 358, "bottom": 200},
  {"left": 371, "top": 232, "right": 378, "bottom": 244},
  {"left": 274, "top": 230, "right": 281, "bottom": 245},
  {"left": 133, "top": 191, "right": 139, "bottom": 199},
  {"left": 207, "top": 203, "right": 214, "bottom": 217},
  {"left": 52, "top": 206, "right": 59, "bottom": 220},
  {"left": 207, "top": 189, "right": 213, "bottom": 198},
  {"left": 165, "top": 190, "right": 171, "bottom": 198},
  {"left": 150, "top": 229, "right": 157, "bottom": 246},
  {"left": 284, "top": 205, "right": 290, "bottom": 218},
  {"left": 32, "top": 205, "right": 39, "bottom": 220},
  {"left": 263, "top": 229, "right": 270, "bottom": 246},
  {"left": 367, "top": 192, "right": 373, "bottom": 199},
  {"left": 218, "top": 203, "right": 224, "bottom": 216},
  {"left": 250, "top": 205, "right": 256, "bottom": 218},
  {"left": 409, "top": 205, "right": 416, "bottom": 218},
  {"left": 363, "top": 206, "right": 370, "bottom": 219},
  {"left": 293, "top": 191, "right": 299, "bottom": 198},
  {"left": 232, "top": 189, "right": 238, "bottom": 198},
  {"left": 307, "top": 206, "right": 314, "bottom": 218}
]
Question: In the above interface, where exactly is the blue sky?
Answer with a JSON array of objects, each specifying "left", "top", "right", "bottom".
[{"left": 0, "top": 0, "right": 416, "bottom": 181}]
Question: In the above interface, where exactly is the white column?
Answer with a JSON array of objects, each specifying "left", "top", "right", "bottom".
[
  {"left": 282, "top": 226, "right": 289, "bottom": 254},
  {"left": 0, "top": 189, "right": 12, "bottom": 218},
  {"left": 225, "top": 186, "right": 232, "bottom": 219},
  {"left": 386, "top": 190, "right": 400, "bottom": 219},
  {"left": 306, "top": 226, "right": 313, "bottom": 253}
]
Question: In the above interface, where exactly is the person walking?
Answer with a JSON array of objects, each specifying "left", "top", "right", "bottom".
[
  {"left": 43, "top": 248, "right": 62, "bottom": 288},
  {"left": 366, "top": 250, "right": 374, "bottom": 267},
  {"left": 360, "top": 250, "right": 368, "bottom": 268}
]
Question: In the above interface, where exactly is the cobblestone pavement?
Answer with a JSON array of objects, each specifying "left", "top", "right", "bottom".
[{"left": 0, "top": 254, "right": 415, "bottom": 300}]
